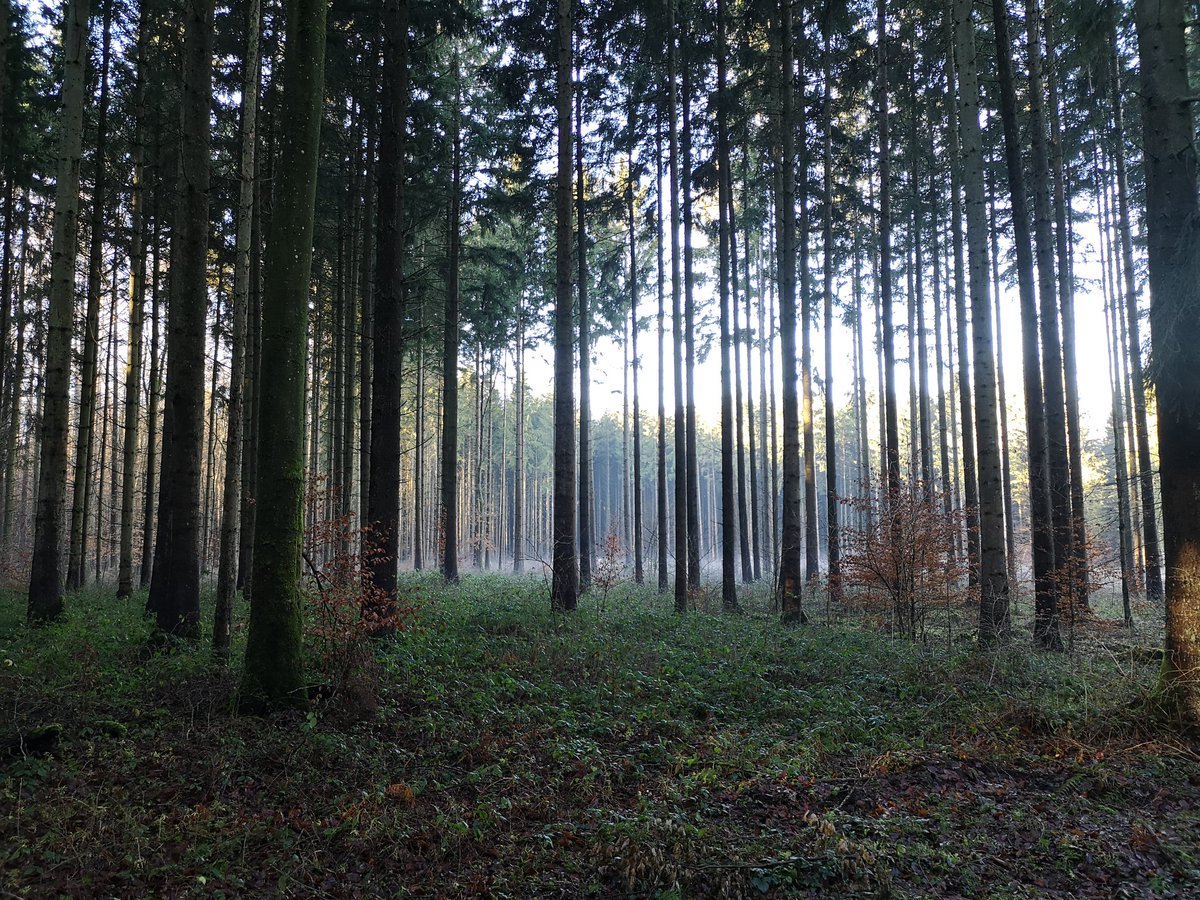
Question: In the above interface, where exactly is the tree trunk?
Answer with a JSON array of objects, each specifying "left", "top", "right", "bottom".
[
  {"left": 576, "top": 74, "right": 593, "bottom": 591},
  {"left": 214, "top": 0, "right": 260, "bottom": 657},
  {"left": 682, "top": 46, "right": 700, "bottom": 592},
  {"left": 717, "top": 0, "right": 737, "bottom": 612},
  {"left": 32, "top": 0, "right": 89, "bottom": 614},
  {"left": 118, "top": 8, "right": 151, "bottom": 599},
  {"left": 778, "top": 0, "right": 805, "bottom": 622},
  {"left": 1024, "top": 0, "right": 1071, "bottom": 648},
  {"left": 366, "top": 0, "right": 408, "bottom": 627},
  {"left": 877, "top": 0, "right": 900, "bottom": 500},
  {"left": 990, "top": 0, "right": 1059, "bottom": 648},
  {"left": 66, "top": 0, "right": 112, "bottom": 592},
  {"left": 1048, "top": 17, "right": 1089, "bottom": 604},
  {"left": 669, "top": 5, "right": 688, "bottom": 612},
  {"left": 441, "top": 48, "right": 459, "bottom": 582},
  {"left": 954, "top": 0, "right": 1011, "bottom": 642},
  {"left": 628, "top": 149, "right": 644, "bottom": 585},
  {"left": 240, "top": 0, "right": 328, "bottom": 709},
  {"left": 822, "top": 26, "right": 840, "bottom": 601},
  {"left": 943, "top": 2, "right": 980, "bottom": 579},
  {"left": 655, "top": 114, "right": 669, "bottom": 594},
  {"left": 551, "top": 0, "right": 578, "bottom": 611}
]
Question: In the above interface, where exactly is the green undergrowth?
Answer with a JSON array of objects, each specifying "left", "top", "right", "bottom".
[{"left": 1, "top": 575, "right": 1198, "bottom": 897}]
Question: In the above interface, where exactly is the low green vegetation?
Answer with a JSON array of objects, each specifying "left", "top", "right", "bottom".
[{"left": 2, "top": 576, "right": 1197, "bottom": 897}]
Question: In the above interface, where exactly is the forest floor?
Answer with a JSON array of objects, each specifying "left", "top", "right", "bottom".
[{"left": 1, "top": 572, "right": 1199, "bottom": 898}]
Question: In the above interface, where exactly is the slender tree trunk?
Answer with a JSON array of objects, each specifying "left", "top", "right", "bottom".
[
  {"left": 551, "top": 0, "right": 578, "bottom": 611},
  {"left": 943, "top": 2, "right": 980, "bottom": 579},
  {"left": 140, "top": 198, "right": 162, "bottom": 590},
  {"left": 669, "top": 4, "right": 688, "bottom": 612},
  {"left": 778, "top": 0, "right": 805, "bottom": 622},
  {"left": 798, "top": 73, "right": 819, "bottom": 585},
  {"left": 955, "top": 0, "right": 1011, "bottom": 641},
  {"left": 822, "top": 27, "right": 840, "bottom": 600},
  {"left": 682, "top": 45, "right": 700, "bottom": 592},
  {"left": 1025, "top": 0, "right": 1072, "bottom": 648},
  {"left": 655, "top": 114, "right": 668, "bottom": 594},
  {"left": 717, "top": 0, "right": 737, "bottom": 611},
  {"left": 576, "top": 74, "right": 593, "bottom": 591},
  {"left": 240, "top": 0, "right": 328, "bottom": 709},
  {"left": 66, "top": 0, "right": 112, "bottom": 592},
  {"left": 1110, "top": 51, "right": 1164, "bottom": 605},
  {"left": 991, "top": 0, "right": 1060, "bottom": 648},
  {"left": 1048, "top": 17, "right": 1089, "bottom": 604},
  {"left": 628, "top": 154, "right": 644, "bottom": 585},
  {"left": 214, "top": 0, "right": 259, "bottom": 653},
  {"left": 118, "top": 9, "right": 151, "bottom": 598},
  {"left": 366, "top": 0, "right": 408, "bottom": 627},
  {"left": 441, "top": 49, "right": 459, "bottom": 582},
  {"left": 877, "top": 0, "right": 900, "bottom": 500}
]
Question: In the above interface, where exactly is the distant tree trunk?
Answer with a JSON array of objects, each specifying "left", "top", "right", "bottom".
[
  {"left": 576, "top": 74, "right": 593, "bottom": 591},
  {"left": 551, "top": 0, "right": 578, "bottom": 611},
  {"left": 943, "top": 2, "right": 979, "bottom": 579},
  {"left": 366, "top": 0, "right": 408, "bottom": 627},
  {"left": 140, "top": 196, "right": 163, "bottom": 590},
  {"left": 1110, "top": 50, "right": 1163, "bottom": 605},
  {"left": 731, "top": 181, "right": 751, "bottom": 585},
  {"left": 513, "top": 310, "right": 525, "bottom": 573},
  {"left": 911, "top": 99, "right": 934, "bottom": 498},
  {"left": 991, "top": 0, "right": 1060, "bottom": 649},
  {"left": 778, "top": 0, "right": 805, "bottom": 622},
  {"left": 798, "top": 73, "right": 819, "bottom": 585},
  {"left": 358, "top": 53, "right": 378, "bottom": 549},
  {"left": 655, "top": 115, "right": 668, "bottom": 594},
  {"left": 745, "top": 167, "right": 763, "bottom": 582},
  {"left": 627, "top": 154, "right": 644, "bottom": 585},
  {"left": 682, "top": 47, "right": 700, "bottom": 592},
  {"left": 214, "top": 0, "right": 260, "bottom": 658},
  {"left": 441, "top": 48, "right": 459, "bottom": 583},
  {"left": 668, "top": 5, "right": 688, "bottom": 612},
  {"left": 1101, "top": 207, "right": 1135, "bottom": 625},
  {"left": 877, "top": 0, "right": 900, "bottom": 501},
  {"left": 118, "top": 9, "right": 151, "bottom": 599},
  {"left": 1048, "top": 18, "right": 1089, "bottom": 604},
  {"left": 33, "top": 0, "right": 91, "bottom": 610},
  {"left": 413, "top": 303, "right": 424, "bottom": 571},
  {"left": 954, "top": 0, "right": 1011, "bottom": 642},
  {"left": 68, "top": 0, "right": 113, "bottom": 591},
  {"left": 717, "top": 0, "right": 737, "bottom": 612},
  {"left": 240, "top": 0, "right": 328, "bottom": 709},
  {"left": 822, "top": 25, "right": 840, "bottom": 600},
  {"left": 987, "top": 170, "right": 1019, "bottom": 589}
]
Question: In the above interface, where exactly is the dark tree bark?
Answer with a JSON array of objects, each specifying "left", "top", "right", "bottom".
[
  {"left": 551, "top": 0, "right": 578, "bottom": 611},
  {"left": 366, "top": 0, "right": 409, "bottom": 627},
  {"left": 943, "top": 2, "right": 980, "bottom": 579},
  {"left": 668, "top": 3, "right": 688, "bottom": 612},
  {"left": 777, "top": 0, "right": 805, "bottom": 622},
  {"left": 1134, "top": 0, "right": 1200, "bottom": 719},
  {"left": 442, "top": 47, "right": 460, "bottom": 582},
  {"left": 118, "top": 5, "right": 151, "bottom": 599},
  {"left": 717, "top": 0, "right": 737, "bottom": 612},
  {"left": 67, "top": 0, "right": 113, "bottom": 591},
  {"left": 239, "top": 0, "right": 329, "bottom": 709},
  {"left": 990, "top": 0, "right": 1060, "bottom": 649},
  {"left": 954, "top": 0, "right": 1011, "bottom": 642},
  {"left": 822, "top": 25, "right": 841, "bottom": 601},
  {"left": 214, "top": 0, "right": 261, "bottom": 658},
  {"left": 576, "top": 74, "right": 593, "bottom": 591},
  {"left": 147, "top": 0, "right": 215, "bottom": 637},
  {"left": 1024, "top": 0, "right": 1071, "bottom": 649}
]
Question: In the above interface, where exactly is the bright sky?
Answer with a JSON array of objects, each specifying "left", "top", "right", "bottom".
[{"left": 522, "top": 206, "right": 1125, "bottom": 456}]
